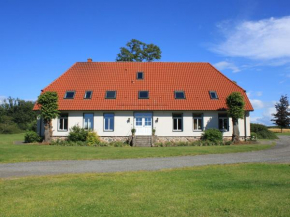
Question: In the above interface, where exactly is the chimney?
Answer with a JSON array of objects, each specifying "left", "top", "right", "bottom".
[{"left": 87, "top": 58, "right": 92, "bottom": 62}]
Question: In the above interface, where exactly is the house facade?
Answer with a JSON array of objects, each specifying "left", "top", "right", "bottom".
[{"left": 35, "top": 60, "right": 253, "bottom": 143}]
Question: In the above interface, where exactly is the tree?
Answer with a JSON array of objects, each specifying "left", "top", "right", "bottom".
[
  {"left": 271, "top": 95, "right": 290, "bottom": 132},
  {"left": 116, "top": 39, "right": 161, "bottom": 62},
  {"left": 37, "top": 92, "right": 59, "bottom": 142},
  {"left": 226, "top": 92, "right": 245, "bottom": 142}
]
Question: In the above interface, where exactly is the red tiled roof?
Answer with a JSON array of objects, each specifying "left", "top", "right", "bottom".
[{"left": 33, "top": 62, "right": 253, "bottom": 111}]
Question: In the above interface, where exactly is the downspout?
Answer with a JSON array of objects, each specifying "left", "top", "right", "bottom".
[{"left": 244, "top": 112, "right": 247, "bottom": 141}]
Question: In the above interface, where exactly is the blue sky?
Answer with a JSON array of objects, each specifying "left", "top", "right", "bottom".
[{"left": 0, "top": 0, "right": 289, "bottom": 125}]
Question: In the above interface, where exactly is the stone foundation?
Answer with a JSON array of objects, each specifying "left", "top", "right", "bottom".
[
  {"left": 154, "top": 136, "right": 201, "bottom": 144},
  {"left": 100, "top": 136, "right": 129, "bottom": 143}
]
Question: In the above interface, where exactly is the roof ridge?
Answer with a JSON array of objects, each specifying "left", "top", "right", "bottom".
[
  {"left": 41, "top": 62, "right": 78, "bottom": 92},
  {"left": 76, "top": 61, "right": 210, "bottom": 63}
]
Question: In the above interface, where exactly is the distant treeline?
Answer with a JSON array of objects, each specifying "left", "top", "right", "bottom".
[{"left": 0, "top": 97, "right": 37, "bottom": 134}]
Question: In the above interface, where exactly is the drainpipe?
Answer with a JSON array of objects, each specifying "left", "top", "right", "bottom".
[{"left": 244, "top": 112, "right": 247, "bottom": 141}]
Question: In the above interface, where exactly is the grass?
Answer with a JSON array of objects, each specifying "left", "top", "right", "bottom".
[
  {"left": 0, "top": 134, "right": 274, "bottom": 163},
  {"left": 0, "top": 163, "right": 290, "bottom": 216}
]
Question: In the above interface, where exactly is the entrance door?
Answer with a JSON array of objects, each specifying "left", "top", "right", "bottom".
[{"left": 134, "top": 113, "right": 152, "bottom": 135}]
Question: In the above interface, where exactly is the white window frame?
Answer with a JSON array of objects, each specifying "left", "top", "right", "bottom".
[
  {"left": 193, "top": 114, "right": 203, "bottom": 131},
  {"left": 218, "top": 114, "right": 229, "bottom": 131},
  {"left": 173, "top": 114, "right": 183, "bottom": 131},
  {"left": 58, "top": 114, "right": 68, "bottom": 131},
  {"left": 104, "top": 113, "right": 114, "bottom": 131},
  {"left": 83, "top": 113, "right": 94, "bottom": 130}
]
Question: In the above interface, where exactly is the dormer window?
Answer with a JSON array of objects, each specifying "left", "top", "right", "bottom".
[
  {"left": 138, "top": 91, "right": 149, "bottom": 99},
  {"left": 174, "top": 91, "right": 185, "bottom": 99},
  {"left": 64, "top": 91, "right": 75, "bottom": 99},
  {"left": 137, "top": 72, "right": 144, "bottom": 80},
  {"left": 84, "top": 91, "right": 92, "bottom": 99},
  {"left": 105, "top": 91, "right": 116, "bottom": 99},
  {"left": 209, "top": 91, "right": 218, "bottom": 99}
]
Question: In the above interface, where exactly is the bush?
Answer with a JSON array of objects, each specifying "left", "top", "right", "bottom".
[
  {"left": 202, "top": 129, "right": 223, "bottom": 142},
  {"left": 86, "top": 131, "right": 100, "bottom": 146},
  {"left": 250, "top": 123, "right": 278, "bottom": 139},
  {"left": 250, "top": 132, "right": 257, "bottom": 141},
  {"left": 24, "top": 131, "right": 41, "bottom": 143},
  {"left": 68, "top": 125, "right": 88, "bottom": 142}
]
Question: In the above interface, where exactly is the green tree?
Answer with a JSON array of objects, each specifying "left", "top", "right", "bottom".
[
  {"left": 37, "top": 92, "right": 59, "bottom": 142},
  {"left": 226, "top": 92, "right": 245, "bottom": 142},
  {"left": 116, "top": 39, "right": 161, "bottom": 62},
  {"left": 271, "top": 95, "right": 290, "bottom": 132}
]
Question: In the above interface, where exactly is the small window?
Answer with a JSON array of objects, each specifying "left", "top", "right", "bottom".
[
  {"left": 58, "top": 114, "right": 68, "bottom": 131},
  {"left": 219, "top": 113, "right": 229, "bottom": 131},
  {"left": 104, "top": 113, "right": 114, "bottom": 131},
  {"left": 138, "top": 91, "right": 149, "bottom": 99},
  {"left": 137, "top": 72, "right": 144, "bottom": 80},
  {"left": 64, "top": 91, "right": 75, "bottom": 99},
  {"left": 175, "top": 91, "right": 185, "bottom": 99},
  {"left": 209, "top": 91, "right": 218, "bottom": 99},
  {"left": 193, "top": 113, "right": 203, "bottom": 131},
  {"left": 105, "top": 91, "right": 116, "bottom": 99},
  {"left": 83, "top": 113, "right": 94, "bottom": 130},
  {"left": 84, "top": 91, "right": 92, "bottom": 99},
  {"left": 173, "top": 114, "right": 183, "bottom": 131}
]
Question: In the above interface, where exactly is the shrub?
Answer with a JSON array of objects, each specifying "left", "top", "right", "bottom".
[
  {"left": 250, "top": 123, "right": 278, "bottom": 139},
  {"left": 24, "top": 131, "right": 41, "bottom": 143},
  {"left": 202, "top": 129, "right": 223, "bottom": 142},
  {"left": 86, "top": 131, "right": 100, "bottom": 146},
  {"left": 68, "top": 125, "right": 88, "bottom": 142},
  {"left": 250, "top": 132, "right": 257, "bottom": 141}
]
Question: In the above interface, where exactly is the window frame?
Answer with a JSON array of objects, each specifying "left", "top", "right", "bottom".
[
  {"left": 138, "top": 91, "right": 149, "bottom": 99},
  {"left": 84, "top": 90, "right": 93, "bottom": 99},
  {"left": 57, "top": 113, "right": 68, "bottom": 132},
  {"left": 193, "top": 113, "right": 203, "bottom": 131},
  {"left": 218, "top": 113, "right": 229, "bottom": 132},
  {"left": 174, "top": 91, "right": 186, "bottom": 99},
  {"left": 172, "top": 113, "right": 183, "bottom": 132},
  {"left": 136, "top": 72, "right": 144, "bottom": 80},
  {"left": 64, "top": 91, "right": 76, "bottom": 99},
  {"left": 83, "top": 113, "right": 94, "bottom": 130},
  {"left": 209, "top": 91, "right": 218, "bottom": 99},
  {"left": 105, "top": 91, "right": 117, "bottom": 99},
  {"left": 104, "top": 113, "right": 115, "bottom": 132}
]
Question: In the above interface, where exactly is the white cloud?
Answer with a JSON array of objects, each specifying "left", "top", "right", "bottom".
[
  {"left": 251, "top": 107, "right": 276, "bottom": 126},
  {"left": 214, "top": 61, "right": 241, "bottom": 73},
  {"left": 0, "top": 96, "right": 6, "bottom": 105},
  {"left": 213, "top": 16, "right": 290, "bottom": 63},
  {"left": 247, "top": 91, "right": 263, "bottom": 98},
  {"left": 250, "top": 99, "right": 264, "bottom": 109}
]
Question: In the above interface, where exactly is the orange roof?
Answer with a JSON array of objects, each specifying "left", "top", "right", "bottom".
[{"left": 33, "top": 62, "right": 253, "bottom": 111}]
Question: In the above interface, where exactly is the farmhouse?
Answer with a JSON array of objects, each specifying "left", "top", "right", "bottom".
[{"left": 35, "top": 59, "right": 253, "bottom": 145}]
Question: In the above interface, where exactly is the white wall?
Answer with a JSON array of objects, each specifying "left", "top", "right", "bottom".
[{"left": 50, "top": 110, "right": 251, "bottom": 138}]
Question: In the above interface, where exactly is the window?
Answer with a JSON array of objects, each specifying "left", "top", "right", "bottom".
[
  {"left": 84, "top": 91, "right": 92, "bottom": 99},
  {"left": 136, "top": 117, "right": 142, "bottom": 126},
  {"left": 145, "top": 117, "right": 152, "bottom": 126},
  {"left": 193, "top": 113, "right": 203, "bottom": 131},
  {"left": 64, "top": 91, "right": 75, "bottom": 99},
  {"left": 83, "top": 113, "right": 94, "bottom": 130},
  {"left": 139, "top": 91, "right": 149, "bottom": 99},
  {"left": 175, "top": 91, "right": 185, "bottom": 99},
  {"left": 219, "top": 113, "right": 229, "bottom": 131},
  {"left": 58, "top": 114, "right": 68, "bottom": 131},
  {"left": 137, "top": 72, "right": 144, "bottom": 79},
  {"left": 104, "top": 113, "right": 114, "bottom": 131},
  {"left": 173, "top": 114, "right": 183, "bottom": 131},
  {"left": 105, "top": 91, "right": 116, "bottom": 99},
  {"left": 209, "top": 91, "right": 218, "bottom": 99}
]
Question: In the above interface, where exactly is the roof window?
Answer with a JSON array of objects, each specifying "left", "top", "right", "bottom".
[
  {"left": 174, "top": 91, "right": 185, "bottom": 99},
  {"left": 64, "top": 91, "right": 75, "bottom": 99},
  {"left": 138, "top": 91, "right": 149, "bottom": 99},
  {"left": 209, "top": 91, "right": 218, "bottom": 99},
  {"left": 105, "top": 91, "right": 116, "bottom": 99},
  {"left": 137, "top": 72, "right": 144, "bottom": 80},
  {"left": 84, "top": 91, "right": 92, "bottom": 99}
]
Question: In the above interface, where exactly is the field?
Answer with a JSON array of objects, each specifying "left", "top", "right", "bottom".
[
  {"left": 1, "top": 163, "right": 289, "bottom": 217},
  {"left": 0, "top": 134, "right": 274, "bottom": 163},
  {"left": 268, "top": 128, "right": 290, "bottom": 135}
]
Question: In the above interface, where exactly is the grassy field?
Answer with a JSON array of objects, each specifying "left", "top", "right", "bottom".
[
  {"left": 0, "top": 134, "right": 274, "bottom": 163},
  {"left": 268, "top": 128, "right": 290, "bottom": 136},
  {"left": 0, "top": 163, "right": 289, "bottom": 216}
]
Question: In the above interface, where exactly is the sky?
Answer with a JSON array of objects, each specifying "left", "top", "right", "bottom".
[{"left": 0, "top": 0, "right": 289, "bottom": 125}]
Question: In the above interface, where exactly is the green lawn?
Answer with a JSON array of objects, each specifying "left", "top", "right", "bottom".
[
  {"left": 0, "top": 134, "right": 274, "bottom": 163},
  {"left": 275, "top": 132, "right": 290, "bottom": 136},
  {"left": 0, "top": 164, "right": 289, "bottom": 216}
]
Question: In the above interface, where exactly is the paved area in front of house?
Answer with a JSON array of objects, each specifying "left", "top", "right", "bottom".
[{"left": 0, "top": 136, "right": 289, "bottom": 178}]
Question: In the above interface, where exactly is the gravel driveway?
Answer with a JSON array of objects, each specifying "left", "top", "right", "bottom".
[{"left": 1, "top": 136, "right": 289, "bottom": 178}]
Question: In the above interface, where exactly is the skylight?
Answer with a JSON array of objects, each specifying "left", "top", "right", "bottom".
[
  {"left": 174, "top": 91, "right": 185, "bottom": 99},
  {"left": 139, "top": 91, "right": 149, "bottom": 99},
  {"left": 209, "top": 91, "right": 218, "bottom": 99},
  {"left": 64, "top": 91, "right": 75, "bottom": 99},
  {"left": 105, "top": 91, "right": 116, "bottom": 99},
  {"left": 137, "top": 72, "right": 144, "bottom": 80},
  {"left": 84, "top": 91, "right": 92, "bottom": 99}
]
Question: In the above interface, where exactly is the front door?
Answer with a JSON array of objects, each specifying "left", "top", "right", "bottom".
[{"left": 134, "top": 113, "right": 152, "bottom": 135}]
